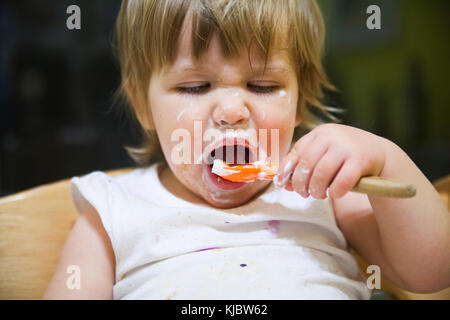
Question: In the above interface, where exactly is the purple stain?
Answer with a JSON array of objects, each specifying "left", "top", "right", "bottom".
[
  {"left": 267, "top": 220, "right": 280, "bottom": 236},
  {"left": 240, "top": 264, "right": 247, "bottom": 267},
  {"left": 154, "top": 235, "right": 160, "bottom": 242}
]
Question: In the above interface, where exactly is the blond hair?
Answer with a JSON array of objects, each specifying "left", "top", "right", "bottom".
[{"left": 115, "top": 0, "right": 341, "bottom": 166}]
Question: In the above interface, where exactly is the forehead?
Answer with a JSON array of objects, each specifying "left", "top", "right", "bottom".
[{"left": 162, "top": 11, "right": 293, "bottom": 74}]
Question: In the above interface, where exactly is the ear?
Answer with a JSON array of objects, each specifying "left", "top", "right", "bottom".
[{"left": 124, "top": 83, "right": 155, "bottom": 131}]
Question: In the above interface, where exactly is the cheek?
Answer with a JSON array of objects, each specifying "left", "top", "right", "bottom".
[
  {"left": 152, "top": 100, "right": 196, "bottom": 162},
  {"left": 160, "top": 125, "right": 196, "bottom": 168},
  {"left": 175, "top": 163, "right": 199, "bottom": 183},
  {"left": 257, "top": 94, "right": 297, "bottom": 161},
  {"left": 260, "top": 99, "right": 296, "bottom": 134},
  {"left": 264, "top": 123, "right": 294, "bottom": 162},
  {"left": 259, "top": 89, "right": 297, "bottom": 122}
]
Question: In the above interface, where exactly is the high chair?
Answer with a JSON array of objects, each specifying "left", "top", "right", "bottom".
[{"left": 0, "top": 169, "right": 449, "bottom": 300}]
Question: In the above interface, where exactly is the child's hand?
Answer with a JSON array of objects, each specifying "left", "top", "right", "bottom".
[{"left": 274, "top": 124, "right": 390, "bottom": 199}]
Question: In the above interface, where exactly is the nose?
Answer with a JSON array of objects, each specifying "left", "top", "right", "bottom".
[{"left": 212, "top": 90, "right": 250, "bottom": 128}]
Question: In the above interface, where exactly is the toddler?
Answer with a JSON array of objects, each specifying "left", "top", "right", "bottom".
[{"left": 43, "top": 0, "right": 449, "bottom": 299}]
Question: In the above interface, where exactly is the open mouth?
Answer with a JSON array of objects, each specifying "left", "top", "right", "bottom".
[
  {"left": 207, "top": 144, "right": 252, "bottom": 166},
  {"left": 205, "top": 139, "right": 254, "bottom": 190}
]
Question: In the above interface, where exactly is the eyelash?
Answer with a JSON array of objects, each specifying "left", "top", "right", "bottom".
[
  {"left": 176, "top": 84, "right": 279, "bottom": 95},
  {"left": 176, "top": 84, "right": 210, "bottom": 95}
]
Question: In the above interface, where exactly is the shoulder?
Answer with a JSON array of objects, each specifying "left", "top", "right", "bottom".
[{"left": 70, "top": 164, "right": 160, "bottom": 207}]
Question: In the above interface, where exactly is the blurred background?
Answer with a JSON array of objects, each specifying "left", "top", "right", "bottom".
[{"left": 0, "top": 0, "right": 449, "bottom": 196}]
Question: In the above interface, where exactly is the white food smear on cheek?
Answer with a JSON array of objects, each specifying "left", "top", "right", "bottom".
[
  {"left": 177, "top": 109, "right": 186, "bottom": 121},
  {"left": 278, "top": 89, "right": 293, "bottom": 110},
  {"left": 189, "top": 102, "right": 203, "bottom": 120}
]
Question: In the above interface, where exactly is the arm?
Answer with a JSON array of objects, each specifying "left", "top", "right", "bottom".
[
  {"left": 331, "top": 191, "right": 412, "bottom": 290},
  {"left": 336, "top": 140, "right": 449, "bottom": 293},
  {"left": 276, "top": 124, "right": 450, "bottom": 293},
  {"left": 42, "top": 203, "right": 115, "bottom": 299}
]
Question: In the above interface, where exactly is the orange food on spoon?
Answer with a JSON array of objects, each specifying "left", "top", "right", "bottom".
[{"left": 212, "top": 159, "right": 279, "bottom": 182}]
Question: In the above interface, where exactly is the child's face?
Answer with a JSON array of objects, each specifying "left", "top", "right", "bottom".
[{"left": 147, "top": 19, "right": 300, "bottom": 208}]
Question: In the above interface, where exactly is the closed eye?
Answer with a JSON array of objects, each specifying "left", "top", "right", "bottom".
[
  {"left": 176, "top": 84, "right": 210, "bottom": 95},
  {"left": 247, "top": 83, "right": 279, "bottom": 94},
  {"left": 176, "top": 83, "right": 279, "bottom": 95}
]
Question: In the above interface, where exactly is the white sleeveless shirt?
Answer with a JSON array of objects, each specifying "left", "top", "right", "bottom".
[{"left": 70, "top": 163, "right": 371, "bottom": 300}]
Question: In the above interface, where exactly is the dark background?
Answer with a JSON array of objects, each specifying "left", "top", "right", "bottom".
[{"left": 1, "top": 0, "right": 449, "bottom": 196}]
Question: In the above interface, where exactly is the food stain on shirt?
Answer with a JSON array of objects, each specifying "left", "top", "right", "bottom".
[{"left": 267, "top": 220, "right": 280, "bottom": 236}]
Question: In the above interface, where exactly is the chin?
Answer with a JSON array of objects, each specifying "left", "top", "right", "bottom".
[
  {"left": 201, "top": 178, "right": 270, "bottom": 209},
  {"left": 206, "top": 193, "right": 250, "bottom": 209}
]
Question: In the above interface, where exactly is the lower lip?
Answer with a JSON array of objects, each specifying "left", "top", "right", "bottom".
[{"left": 205, "top": 164, "right": 247, "bottom": 190}]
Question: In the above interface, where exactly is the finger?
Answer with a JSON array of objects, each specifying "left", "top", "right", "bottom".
[
  {"left": 290, "top": 140, "right": 328, "bottom": 198},
  {"left": 284, "top": 181, "right": 294, "bottom": 192},
  {"left": 328, "top": 159, "right": 362, "bottom": 199},
  {"left": 273, "top": 131, "right": 316, "bottom": 189},
  {"left": 308, "top": 150, "right": 346, "bottom": 199}
]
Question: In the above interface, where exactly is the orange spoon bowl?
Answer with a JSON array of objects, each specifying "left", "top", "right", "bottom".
[{"left": 212, "top": 161, "right": 279, "bottom": 182}]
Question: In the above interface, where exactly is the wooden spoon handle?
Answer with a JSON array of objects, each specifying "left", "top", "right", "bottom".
[{"left": 351, "top": 176, "right": 416, "bottom": 198}]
